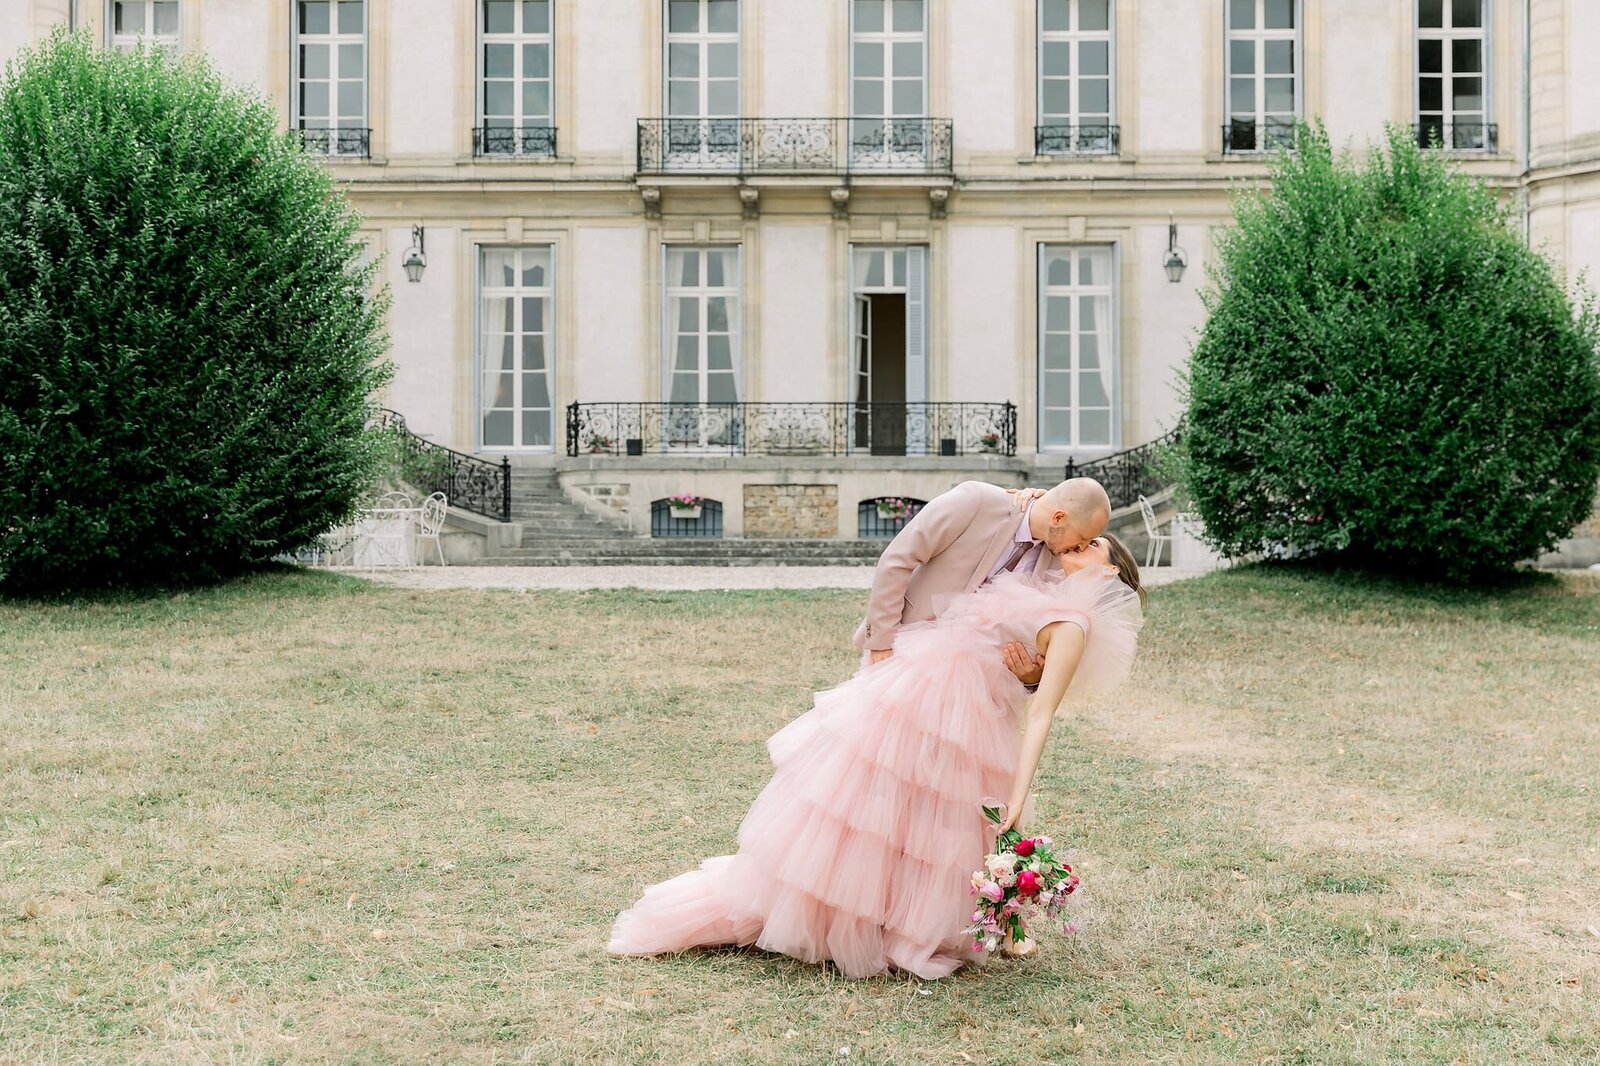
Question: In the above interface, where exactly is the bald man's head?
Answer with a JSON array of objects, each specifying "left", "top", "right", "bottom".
[{"left": 1031, "top": 477, "right": 1111, "bottom": 555}]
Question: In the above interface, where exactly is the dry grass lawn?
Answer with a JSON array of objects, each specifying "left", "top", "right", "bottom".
[{"left": 1, "top": 565, "right": 1598, "bottom": 1064}]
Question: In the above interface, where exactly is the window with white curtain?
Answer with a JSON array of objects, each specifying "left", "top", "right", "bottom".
[
  {"left": 108, "top": 1, "right": 179, "bottom": 50},
  {"left": 1037, "top": 0, "right": 1116, "bottom": 154},
  {"left": 1039, "top": 245, "right": 1116, "bottom": 450},
  {"left": 664, "top": 247, "right": 740, "bottom": 448},
  {"left": 1224, "top": 0, "right": 1299, "bottom": 152},
  {"left": 478, "top": 0, "right": 554, "bottom": 156},
  {"left": 1417, "top": 0, "right": 1490, "bottom": 150},
  {"left": 480, "top": 247, "right": 555, "bottom": 451},
  {"left": 293, "top": 0, "right": 368, "bottom": 156}
]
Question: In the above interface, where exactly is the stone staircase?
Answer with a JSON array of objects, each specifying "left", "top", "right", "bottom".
[
  {"left": 473, "top": 539, "right": 886, "bottom": 566},
  {"left": 474, "top": 470, "right": 884, "bottom": 566},
  {"left": 506, "top": 470, "right": 635, "bottom": 542}
]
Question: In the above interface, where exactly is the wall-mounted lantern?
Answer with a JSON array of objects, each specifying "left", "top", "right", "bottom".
[
  {"left": 1163, "top": 216, "right": 1188, "bottom": 284},
  {"left": 402, "top": 224, "right": 427, "bottom": 283}
]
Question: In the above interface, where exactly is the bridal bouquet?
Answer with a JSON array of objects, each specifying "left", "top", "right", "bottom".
[{"left": 964, "top": 805, "right": 1081, "bottom": 954}]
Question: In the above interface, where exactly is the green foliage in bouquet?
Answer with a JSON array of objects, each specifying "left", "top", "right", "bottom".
[
  {"left": 0, "top": 32, "right": 391, "bottom": 593},
  {"left": 1180, "top": 122, "right": 1600, "bottom": 582}
]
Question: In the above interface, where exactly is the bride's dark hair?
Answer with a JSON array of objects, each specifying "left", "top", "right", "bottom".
[{"left": 1101, "top": 532, "right": 1146, "bottom": 607}]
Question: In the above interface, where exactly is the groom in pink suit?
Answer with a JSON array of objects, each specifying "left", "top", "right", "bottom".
[{"left": 853, "top": 478, "right": 1111, "bottom": 686}]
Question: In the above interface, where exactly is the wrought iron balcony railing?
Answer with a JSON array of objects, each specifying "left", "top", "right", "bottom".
[
  {"left": 473, "top": 125, "right": 558, "bottom": 158},
  {"left": 296, "top": 126, "right": 372, "bottom": 158},
  {"left": 568, "top": 402, "right": 1015, "bottom": 458},
  {"left": 1063, "top": 421, "right": 1184, "bottom": 513},
  {"left": 1222, "top": 119, "right": 1297, "bottom": 154},
  {"left": 636, "top": 117, "right": 954, "bottom": 176},
  {"left": 1034, "top": 123, "right": 1120, "bottom": 156},
  {"left": 375, "top": 409, "right": 511, "bottom": 522},
  {"left": 1413, "top": 121, "right": 1498, "bottom": 152}
]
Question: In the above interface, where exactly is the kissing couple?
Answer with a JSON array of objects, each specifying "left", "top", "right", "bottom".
[{"left": 609, "top": 476, "right": 1145, "bottom": 978}]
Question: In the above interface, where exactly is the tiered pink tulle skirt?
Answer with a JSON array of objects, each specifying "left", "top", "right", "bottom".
[{"left": 607, "top": 622, "right": 1022, "bottom": 979}]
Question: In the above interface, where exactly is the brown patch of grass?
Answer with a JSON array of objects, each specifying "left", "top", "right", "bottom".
[{"left": 1, "top": 566, "right": 1597, "bottom": 1062}]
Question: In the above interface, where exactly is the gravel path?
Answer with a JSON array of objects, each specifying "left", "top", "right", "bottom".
[{"left": 339, "top": 565, "right": 1212, "bottom": 591}]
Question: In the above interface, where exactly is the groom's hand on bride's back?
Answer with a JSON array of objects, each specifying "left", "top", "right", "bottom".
[
  {"left": 1001, "top": 642, "right": 1045, "bottom": 686},
  {"left": 869, "top": 648, "right": 894, "bottom": 665}
]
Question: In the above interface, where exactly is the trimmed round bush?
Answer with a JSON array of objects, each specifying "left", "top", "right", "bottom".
[
  {"left": 0, "top": 32, "right": 389, "bottom": 593},
  {"left": 1183, "top": 124, "right": 1600, "bottom": 582}
]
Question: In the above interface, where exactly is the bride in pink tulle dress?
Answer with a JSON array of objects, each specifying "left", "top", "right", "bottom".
[{"left": 608, "top": 534, "right": 1145, "bottom": 979}]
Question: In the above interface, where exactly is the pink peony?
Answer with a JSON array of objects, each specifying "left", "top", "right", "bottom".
[
  {"left": 1016, "top": 870, "right": 1042, "bottom": 897},
  {"left": 979, "top": 881, "right": 1004, "bottom": 903},
  {"left": 1013, "top": 839, "right": 1035, "bottom": 857}
]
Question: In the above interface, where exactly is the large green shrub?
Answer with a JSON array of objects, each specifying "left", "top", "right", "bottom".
[
  {"left": 0, "top": 32, "right": 390, "bottom": 593},
  {"left": 1182, "top": 124, "right": 1600, "bottom": 581}
]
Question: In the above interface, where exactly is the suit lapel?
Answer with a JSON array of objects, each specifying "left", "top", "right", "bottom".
[{"left": 969, "top": 516, "right": 1019, "bottom": 593}]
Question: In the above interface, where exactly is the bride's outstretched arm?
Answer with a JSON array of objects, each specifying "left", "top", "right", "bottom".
[{"left": 997, "top": 620, "right": 1085, "bottom": 834}]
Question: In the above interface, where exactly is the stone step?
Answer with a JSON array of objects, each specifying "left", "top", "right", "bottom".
[
  {"left": 512, "top": 499, "right": 617, "bottom": 512},
  {"left": 499, "top": 544, "right": 889, "bottom": 550},
  {"left": 513, "top": 509, "right": 628, "bottom": 520},
  {"left": 467, "top": 554, "right": 878, "bottom": 567},
  {"left": 484, "top": 539, "right": 888, "bottom": 565}
]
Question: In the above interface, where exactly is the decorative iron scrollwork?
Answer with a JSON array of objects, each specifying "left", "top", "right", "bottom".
[{"left": 567, "top": 402, "right": 1016, "bottom": 458}]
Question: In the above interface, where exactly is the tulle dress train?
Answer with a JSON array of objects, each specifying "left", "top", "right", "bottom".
[{"left": 607, "top": 567, "right": 1141, "bottom": 979}]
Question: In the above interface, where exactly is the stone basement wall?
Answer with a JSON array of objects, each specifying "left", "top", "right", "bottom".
[{"left": 743, "top": 484, "right": 838, "bottom": 539}]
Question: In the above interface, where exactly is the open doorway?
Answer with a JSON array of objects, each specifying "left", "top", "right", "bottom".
[{"left": 850, "top": 246, "right": 926, "bottom": 456}]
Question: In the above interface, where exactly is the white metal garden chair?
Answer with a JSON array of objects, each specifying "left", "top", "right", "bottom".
[
  {"left": 377, "top": 491, "right": 413, "bottom": 509},
  {"left": 417, "top": 491, "right": 448, "bottom": 566},
  {"left": 1138, "top": 493, "right": 1171, "bottom": 568}
]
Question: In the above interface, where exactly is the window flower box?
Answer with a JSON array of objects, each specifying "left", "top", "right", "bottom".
[
  {"left": 585, "top": 432, "right": 616, "bottom": 454},
  {"left": 875, "top": 497, "right": 914, "bottom": 522},
  {"left": 978, "top": 432, "right": 1002, "bottom": 453},
  {"left": 667, "top": 493, "right": 704, "bottom": 521}
]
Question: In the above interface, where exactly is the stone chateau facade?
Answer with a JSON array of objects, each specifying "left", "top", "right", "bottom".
[{"left": 3, "top": 1, "right": 1597, "bottom": 540}]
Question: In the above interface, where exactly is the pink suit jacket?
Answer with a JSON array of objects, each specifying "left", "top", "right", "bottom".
[{"left": 853, "top": 480, "right": 1055, "bottom": 652}]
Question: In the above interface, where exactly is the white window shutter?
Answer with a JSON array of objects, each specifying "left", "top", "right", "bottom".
[{"left": 905, "top": 245, "right": 928, "bottom": 454}]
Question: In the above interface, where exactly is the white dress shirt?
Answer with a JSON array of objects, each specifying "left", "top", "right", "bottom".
[{"left": 984, "top": 500, "right": 1043, "bottom": 583}]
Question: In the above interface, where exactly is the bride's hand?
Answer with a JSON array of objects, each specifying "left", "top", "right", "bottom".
[
  {"left": 997, "top": 801, "right": 1024, "bottom": 835},
  {"left": 1005, "top": 487, "right": 1046, "bottom": 511}
]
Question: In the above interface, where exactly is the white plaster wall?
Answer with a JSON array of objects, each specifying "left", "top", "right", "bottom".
[
  {"left": 386, "top": 225, "right": 457, "bottom": 443},
  {"left": 1320, "top": 0, "right": 1397, "bottom": 150},
  {"left": 1134, "top": 223, "right": 1204, "bottom": 438},
  {"left": 574, "top": 0, "right": 639, "bottom": 155},
  {"left": 1569, "top": 205, "right": 1600, "bottom": 297},
  {"left": 948, "top": 0, "right": 1016, "bottom": 155},
  {"left": 201, "top": 0, "right": 274, "bottom": 96},
  {"left": 0, "top": 2, "right": 35, "bottom": 69},
  {"left": 945, "top": 225, "right": 1018, "bottom": 404},
  {"left": 573, "top": 226, "right": 645, "bottom": 401},
  {"left": 761, "top": 0, "right": 832, "bottom": 115},
  {"left": 1136, "top": 0, "right": 1206, "bottom": 155},
  {"left": 1569, "top": 0, "right": 1600, "bottom": 139},
  {"left": 758, "top": 223, "right": 832, "bottom": 400},
  {"left": 386, "top": 0, "right": 457, "bottom": 156}
]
